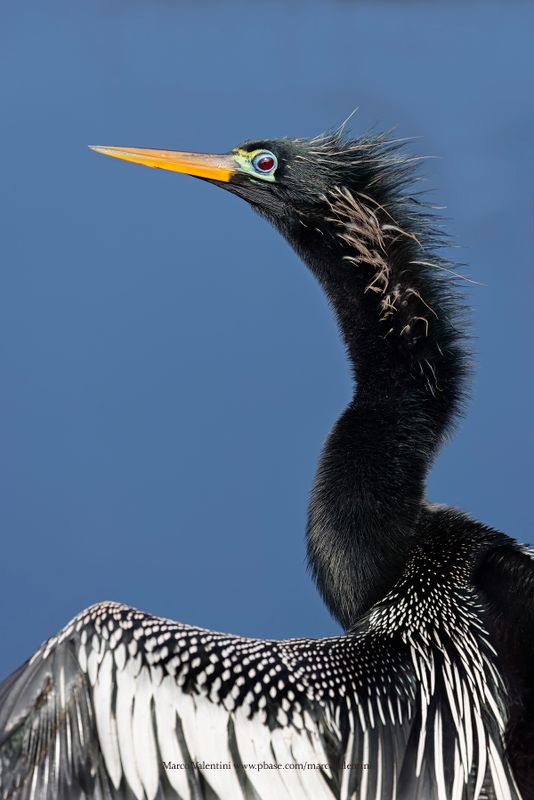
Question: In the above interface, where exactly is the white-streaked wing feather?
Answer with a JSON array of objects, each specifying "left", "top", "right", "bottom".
[
  {"left": 115, "top": 659, "right": 144, "bottom": 799},
  {"left": 154, "top": 674, "right": 193, "bottom": 800},
  {"left": 131, "top": 666, "right": 159, "bottom": 800},
  {"left": 93, "top": 650, "right": 121, "bottom": 789}
]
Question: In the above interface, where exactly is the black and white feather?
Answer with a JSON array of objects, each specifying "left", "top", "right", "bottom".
[{"left": 0, "top": 521, "right": 521, "bottom": 800}]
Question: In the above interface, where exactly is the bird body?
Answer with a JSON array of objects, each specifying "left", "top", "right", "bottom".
[{"left": 0, "top": 130, "right": 532, "bottom": 799}]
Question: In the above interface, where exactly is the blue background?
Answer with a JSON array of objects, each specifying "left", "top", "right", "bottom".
[{"left": 1, "top": 1, "right": 533, "bottom": 677}]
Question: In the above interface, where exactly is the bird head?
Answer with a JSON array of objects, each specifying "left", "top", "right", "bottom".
[
  {"left": 89, "top": 134, "right": 395, "bottom": 239},
  {"left": 89, "top": 133, "right": 444, "bottom": 360}
]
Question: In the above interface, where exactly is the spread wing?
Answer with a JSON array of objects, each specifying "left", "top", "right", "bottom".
[{"left": 0, "top": 582, "right": 521, "bottom": 800}]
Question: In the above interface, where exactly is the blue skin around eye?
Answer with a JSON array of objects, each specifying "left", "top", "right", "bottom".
[{"left": 252, "top": 152, "right": 277, "bottom": 173}]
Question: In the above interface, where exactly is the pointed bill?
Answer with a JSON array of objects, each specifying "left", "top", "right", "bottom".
[{"left": 89, "top": 146, "right": 235, "bottom": 182}]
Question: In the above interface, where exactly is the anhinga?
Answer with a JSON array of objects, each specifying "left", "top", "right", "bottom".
[{"left": 0, "top": 131, "right": 533, "bottom": 800}]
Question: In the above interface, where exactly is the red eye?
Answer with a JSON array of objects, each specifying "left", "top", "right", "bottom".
[
  {"left": 257, "top": 156, "right": 274, "bottom": 171},
  {"left": 251, "top": 151, "right": 278, "bottom": 174}
]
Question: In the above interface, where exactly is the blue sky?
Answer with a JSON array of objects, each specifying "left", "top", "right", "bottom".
[{"left": 1, "top": 1, "right": 533, "bottom": 676}]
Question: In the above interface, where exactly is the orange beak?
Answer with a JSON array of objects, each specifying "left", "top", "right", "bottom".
[{"left": 89, "top": 145, "right": 236, "bottom": 183}]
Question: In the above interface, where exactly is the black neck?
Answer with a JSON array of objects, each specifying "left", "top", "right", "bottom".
[{"left": 283, "top": 189, "right": 466, "bottom": 628}]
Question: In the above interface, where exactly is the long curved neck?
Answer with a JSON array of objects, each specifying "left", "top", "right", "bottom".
[{"left": 284, "top": 187, "right": 466, "bottom": 628}]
